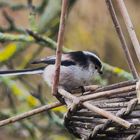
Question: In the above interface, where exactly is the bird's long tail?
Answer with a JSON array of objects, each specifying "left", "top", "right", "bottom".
[{"left": 0, "top": 67, "right": 45, "bottom": 76}]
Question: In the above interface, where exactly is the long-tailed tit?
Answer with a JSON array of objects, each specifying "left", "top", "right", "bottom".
[{"left": 0, "top": 51, "right": 103, "bottom": 91}]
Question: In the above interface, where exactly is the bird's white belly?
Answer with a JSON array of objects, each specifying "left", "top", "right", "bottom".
[{"left": 43, "top": 65, "right": 93, "bottom": 91}]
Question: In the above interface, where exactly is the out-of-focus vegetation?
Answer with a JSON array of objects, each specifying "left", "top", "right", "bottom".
[{"left": 0, "top": 0, "right": 139, "bottom": 140}]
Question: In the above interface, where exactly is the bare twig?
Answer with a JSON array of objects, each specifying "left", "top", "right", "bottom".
[
  {"left": 105, "top": 0, "right": 138, "bottom": 79},
  {"left": 116, "top": 0, "right": 140, "bottom": 65},
  {"left": 59, "top": 84, "right": 136, "bottom": 103},
  {"left": 26, "top": 29, "right": 70, "bottom": 52},
  {"left": 0, "top": 2, "right": 26, "bottom": 10},
  {"left": 96, "top": 79, "right": 137, "bottom": 92},
  {"left": 80, "top": 85, "right": 136, "bottom": 102},
  {"left": 52, "top": 0, "right": 68, "bottom": 96},
  {"left": 84, "top": 79, "right": 137, "bottom": 93},
  {"left": 0, "top": 101, "right": 62, "bottom": 127},
  {"left": 1, "top": 11, "right": 24, "bottom": 33},
  {"left": 0, "top": 0, "right": 47, "bottom": 12},
  {"left": 26, "top": 29, "right": 57, "bottom": 50}
]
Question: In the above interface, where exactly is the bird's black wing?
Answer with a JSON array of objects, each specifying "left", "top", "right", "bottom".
[{"left": 31, "top": 56, "right": 76, "bottom": 66}]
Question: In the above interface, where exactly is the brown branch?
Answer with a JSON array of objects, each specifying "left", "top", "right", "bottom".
[
  {"left": 84, "top": 79, "right": 137, "bottom": 93},
  {"left": 81, "top": 85, "right": 136, "bottom": 102},
  {"left": 0, "top": 101, "right": 62, "bottom": 127},
  {"left": 116, "top": 0, "right": 140, "bottom": 65},
  {"left": 59, "top": 86, "right": 136, "bottom": 105},
  {"left": 59, "top": 89, "right": 132, "bottom": 129},
  {"left": 105, "top": 0, "right": 139, "bottom": 79},
  {"left": 58, "top": 81, "right": 136, "bottom": 103},
  {"left": 52, "top": 0, "right": 68, "bottom": 96}
]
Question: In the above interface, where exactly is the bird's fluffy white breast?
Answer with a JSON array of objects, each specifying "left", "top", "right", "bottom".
[{"left": 42, "top": 65, "right": 95, "bottom": 90}]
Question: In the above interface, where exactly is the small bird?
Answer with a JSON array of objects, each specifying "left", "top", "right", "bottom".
[{"left": 0, "top": 51, "right": 103, "bottom": 92}]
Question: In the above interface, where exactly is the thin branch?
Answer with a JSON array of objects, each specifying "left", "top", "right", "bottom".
[
  {"left": 105, "top": 0, "right": 139, "bottom": 79},
  {"left": 59, "top": 84, "right": 136, "bottom": 105},
  {"left": 52, "top": 0, "right": 68, "bottom": 96},
  {"left": 0, "top": 32, "right": 57, "bottom": 50},
  {"left": 0, "top": 0, "right": 47, "bottom": 12},
  {"left": 80, "top": 85, "right": 136, "bottom": 102},
  {"left": 1, "top": 11, "right": 24, "bottom": 33},
  {"left": 0, "top": 1, "right": 26, "bottom": 10},
  {"left": 0, "top": 101, "right": 62, "bottom": 127},
  {"left": 84, "top": 79, "right": 137, "bottom": 93},
  {"left": 26, "top": 29, "right": 70, "bottom": 52},
  {"left": 116, "top": 0, "right": 140, "bottom": 65}
]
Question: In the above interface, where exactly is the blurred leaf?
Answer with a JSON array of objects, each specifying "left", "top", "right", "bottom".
[
  {"left": 27, "top": 95, "right": 40, "bottom": 107},
  {"left": 52, "top": 106, "right": 67, "bottom": 113},
  {"left": 0, "top": 43, "right": 17, "bottom": 62}
]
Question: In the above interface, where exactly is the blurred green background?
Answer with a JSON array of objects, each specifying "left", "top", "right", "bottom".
[{"left": 0, "top": 0, "right": 139, "bottom": 140}]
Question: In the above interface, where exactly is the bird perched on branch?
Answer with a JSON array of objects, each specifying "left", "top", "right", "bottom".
[{"left": 0, "top": 51, "right": 103, "bottom": 92}]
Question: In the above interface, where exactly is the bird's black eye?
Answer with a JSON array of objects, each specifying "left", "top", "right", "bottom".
[{"left": 95, "top": 66, "right": 98, "bottom": 69}]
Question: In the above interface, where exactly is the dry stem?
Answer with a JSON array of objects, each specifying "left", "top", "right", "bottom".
[
  {"left": 0, "top": 102, "right": 62, "bottom": 127},
  {"left": 116, "top": 0, "right": 140, "bottom": 65},
  {"left": 52, "top": 0, "right": 68, "bottom": 96},
  {"left": 80, "top": 85, "right": 136, "bottom": 102},
  {"left": 106, "top": 0, "right": 138, "bottom": 79}
]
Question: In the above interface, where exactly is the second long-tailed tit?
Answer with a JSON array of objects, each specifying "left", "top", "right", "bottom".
[{"left": 0, "top": 51, "right": 103, "bottom": 92}]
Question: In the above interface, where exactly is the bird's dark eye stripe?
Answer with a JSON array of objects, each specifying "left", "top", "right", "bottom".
[
  {"left": 89, "top": 56, "right": 102, "bottom": 69},
  {"left": 61, "top": 60, "right": 76, "bottom": 66}
]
